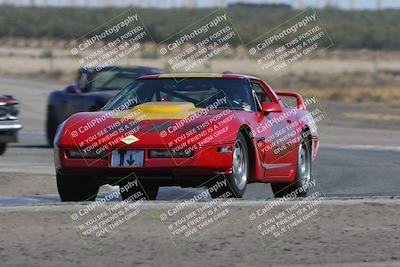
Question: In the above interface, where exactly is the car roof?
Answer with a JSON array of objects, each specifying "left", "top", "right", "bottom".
[{"left": 138, "top": 73, "right": 260, "bottom": 80}]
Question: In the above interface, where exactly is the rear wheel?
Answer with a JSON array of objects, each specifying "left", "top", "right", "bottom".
[
  {"left": 119, "top": 180, "right": 159, "bottom": 201},
  {"left": 57, "top": 174, "right": 99, "bottom": 201},
  {"left": 271, "top": 135, "right": 312, "bottom": 198},
  {"left": 0, "top": 143, "right": 7, "bottom": 156},
  {"left": 208, "top": 132, "right": 249, "bottom": 199}
]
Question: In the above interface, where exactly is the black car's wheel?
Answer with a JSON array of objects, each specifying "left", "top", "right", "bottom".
[
  {"left": 46, "top": 106, "right": 59, "bottom": 147},
  {"left": 57, "top": 174, "right": 99, "bottom": 201},
  {"left": 0, "top": 143, "right": 7, "bottom": 156},
  {"left": 208, "top": 132, "right": 249, "bottom": 199},
  {"left": 271, "top": 135, "right": 312, "bottom": 198},
  {"left": 119, "top": 180, "right": 159, "bottom": 201}
]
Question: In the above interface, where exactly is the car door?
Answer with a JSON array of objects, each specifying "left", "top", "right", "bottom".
[{"left": 250, "top": 81, "right": 296, "bottom": 180}]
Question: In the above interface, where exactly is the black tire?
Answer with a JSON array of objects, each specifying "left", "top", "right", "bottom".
[
  {"left": 46, "top": 106, "right": 58, "bottom": 147},
  {"left": 208, "top": 132, "right": 249, "bottom": 199},
  {"left": 57, "top": 174, "right": 99, "bottom": 201},
  {"left": 0, "top": 143, "right": 7, "bottom": 156},
  {"left": 271, "top": 134, "right": 312, "bottom": 198},
  {"left": 119, "top": 180, "right": 159, "bottom": 201}
]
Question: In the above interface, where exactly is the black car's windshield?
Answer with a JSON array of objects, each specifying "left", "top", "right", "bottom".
[
  {"left": 103, "top": 78, "right": 256, "bottom": 111},
  {"left": 78, "top": 69, "right": 153, "bottom": 92}
]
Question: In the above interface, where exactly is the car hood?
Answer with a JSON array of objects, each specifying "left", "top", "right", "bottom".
[{"left": 60, "top": 102, "right": 241, "bottom": 148}]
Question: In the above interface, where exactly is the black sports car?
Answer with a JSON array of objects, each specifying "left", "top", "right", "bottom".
[
  {"left": 0, "top": 95, "right": 22, "bottom": 155},
  {"left": 45, "top": 66, "right": 163, "bottom": 145}
]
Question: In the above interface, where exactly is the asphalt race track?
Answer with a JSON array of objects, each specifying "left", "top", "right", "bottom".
[{"left": 0, "top": 131, "right": 399, "bottom": 205}]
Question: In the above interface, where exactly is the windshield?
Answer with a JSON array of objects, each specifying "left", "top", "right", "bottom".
[{"left": 103, "top": 78, "right": 256, "bottom": 111}]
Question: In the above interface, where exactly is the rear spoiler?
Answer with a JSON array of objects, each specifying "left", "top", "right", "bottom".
[{"left": 276, "top": 91, "right": 306, "bottom": 110}]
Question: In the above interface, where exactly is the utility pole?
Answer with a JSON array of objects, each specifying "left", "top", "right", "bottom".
[
  {"left": 377, "top": 0, "right": 383, "bottom": 10},
  {"left": 349, "top": 0, "right": 356, "bottom": 10},
  {"left": 297, "top": 0, "right": 304, "bottom": 9},
  {"left": 139, "top": 0, "right": 146, "bottom": 7},
  {"left": 102, "top": 0, "right": 115, "bottom": 7},
  {"left": 324, "top": 0, "right": 332, "bottom": 8},
  {"left": 186, "top": 0, "right": 196, "bottom": 8}
]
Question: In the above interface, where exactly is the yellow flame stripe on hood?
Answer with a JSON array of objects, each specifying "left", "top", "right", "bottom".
[{"left": 112, "top": 102, "right": 204, "bottom": 121}]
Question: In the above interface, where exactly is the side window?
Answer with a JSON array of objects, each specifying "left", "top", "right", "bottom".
[{"left": 251, "top": 83, "right": 272, "bottom": 104}]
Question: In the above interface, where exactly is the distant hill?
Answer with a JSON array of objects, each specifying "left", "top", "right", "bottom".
[{"left": 0, "top": 4, "right": 399, "bottom": 49}]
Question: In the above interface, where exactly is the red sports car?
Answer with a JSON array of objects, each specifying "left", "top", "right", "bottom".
[{"left": 54, "top": 73, "right": 318, "bottom": 201}]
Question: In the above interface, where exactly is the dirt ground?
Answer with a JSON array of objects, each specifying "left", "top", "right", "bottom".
[
  {"left": 0, "top": 200, "right": 399, "bottom": 267},
  {"left": 0, "top": 173, "right": 55, "bottom": 196}
]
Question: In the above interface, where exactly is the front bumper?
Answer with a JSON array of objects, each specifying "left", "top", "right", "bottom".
[
  {"left": 56, "top": 144, "right": 234, "bottom": 184},
  {"left": 0, "top": 121, "right": 22, "bottom": 143}
]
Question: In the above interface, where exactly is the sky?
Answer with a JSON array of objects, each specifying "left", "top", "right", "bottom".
[{"left": 3, "top": 0, "right": 400, "bottom": 9}]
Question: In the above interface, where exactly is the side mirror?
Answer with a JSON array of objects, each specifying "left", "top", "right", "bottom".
[
  {"left": 65, "top": 84, "right": 81, "bottom": 94},
  {"left": 261, "top": 102, "right": 282, "bottom": 114}
]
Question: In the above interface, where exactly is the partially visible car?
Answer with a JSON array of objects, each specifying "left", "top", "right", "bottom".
[
  {"left": 46, "top": 66, "right": 164, "bottom": 145},
  {"left": 0, "top": 95, "right": 22, "bottom": 155}
]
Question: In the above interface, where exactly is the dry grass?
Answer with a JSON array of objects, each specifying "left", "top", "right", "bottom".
[
  {"left": 1, "top": 46, "right": 400, "bottom": 74},
  {"left": 1, "top": 45, "right": 400, "bottom": 105},
  {"left": 342, "top": 112, "right": 400, "bottom": 121},
  {"left": 297, "top": 87, "right": 400, "bottom": 105}
]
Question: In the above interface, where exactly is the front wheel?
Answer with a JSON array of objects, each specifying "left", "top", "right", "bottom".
[
  {"left": 271, "top": 136, "right": 312, "bottom": 198},
  {"left": 57, "top": 174, "right": 99, "bottom": 201},
  {"left": 0, "top": 143, "right": 7, "bottom": 155},
  {"left": 208, "top": 132, "right": 249, "bottom": 199}
]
